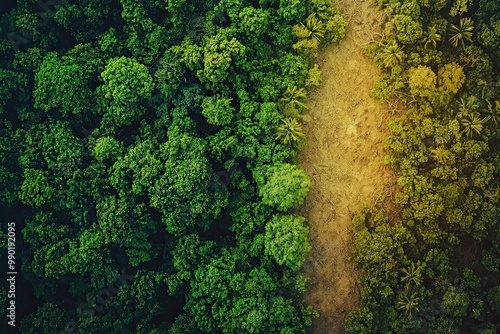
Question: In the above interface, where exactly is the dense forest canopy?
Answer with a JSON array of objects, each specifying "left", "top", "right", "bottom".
[
  {"left": 346, "top": 0, "right": 500, "bottom": 333},
  {"left": 3, "top": 0, "right": 499, "bottom": 333},
  {"left": 0, "top": 0, "right": 346, "bottom": 333}
]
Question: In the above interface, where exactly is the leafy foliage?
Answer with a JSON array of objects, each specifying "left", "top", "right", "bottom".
[
  {"left": 201, "top": 95, "right": 234, "bottom": 126},
  {"left": 253, "top": 163, "right": 310, "bottom": 211},
  {"left": 264, "top": 214, "right": 310, "bottom": 270},
  {"left": 34, "top": 52, "right": 92, "bottom": 115}
]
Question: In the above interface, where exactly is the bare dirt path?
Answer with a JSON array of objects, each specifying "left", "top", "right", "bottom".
[{"left": 299, "top": 1, "right": 399, "bottom": 333}]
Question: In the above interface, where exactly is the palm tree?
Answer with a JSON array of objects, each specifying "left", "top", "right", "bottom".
[
  {"left": 485, "top": 100, "right": 500, "bottom": 128},
  {"left": 279, "top": 86, "right": 307, "bottom": 115},
  {"left": 422, "top": 26, "right": 441, "bottom": 49},
  {"left": 400, "top": 263, "right": 423, "bottom": 290},
  {"left": 379, "top": 41, "right": 404, "bottom": 68},
  {"left": 457, "top": 96, "right": 479, "bottom": 118},
  {"left": 305, "top": 14, "right": 326, "bottom": 44},
  {"left": 397, "top": 292, "right": 420, "bottom": 316},
  {"left": 448, "top": 18, "right": 474, "bottom": 48},
  {"left": 275, "top": 117, "right": 305, "bottom": 146},
  {"left": 459, "top": 112, "right": 489, "bottom": 138},
  {"left": 293, "top": 14, "right": 326, "bottom": 47}
]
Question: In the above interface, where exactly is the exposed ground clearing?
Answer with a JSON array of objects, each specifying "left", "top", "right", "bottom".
[{"left": 299, "top": 1, "right": 401, "bottom": 333}]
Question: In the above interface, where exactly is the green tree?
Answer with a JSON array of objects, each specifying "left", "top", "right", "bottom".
[
  {"left": 450, "top": 0, "right": 473, "bottom": 16},
  {"left": 448, "top": 18, "right": 474, "bottom": 48},
  {"left": 264, "top": 214, "right": 310, "bottom": 270},
  {"left": 92, "top": 136, "right": 124, "bottom": 163},
  {"left": 378, "top": 41, "right": 405, "bottom": 68},
  {"left": 19, "top": 303, "right": 69, "bottom": 334},
  {"left": 345, "top": 307, "right": 376, "bottom": 334},
  {"left": 0, "top": 125, "right": 21, "bottom": 205},
  {"left": 278, "top": 86, "right": 307, "bottom": 115},
  {"left": 33, "top": 52, "right": 92, "bottom": 115},
  {"left": 441, "top": 286, "right": 470, "bottom": 317},
  {"left": 397, "top": 292, "right": 420, "bottom": 316},
  {"left": 38, "top": 120, "right": 83, "bottom": 179},
  {"left": 408, "top": 65, "right": 437, "bottom": 99},
  {"left": 457, "top": 96, "right": 479, "bottom": 118},
  {"left": 400, "top": 262, "right": 423, "bottom": 290},
  {"left": 236, "top": 7, "right": 270, "bottom": 39},
  {"left": 1, "top": 0, "right": 344, "bottom": 332},
  {"left": 292, "top": 14, "right": 326, "bottom": 54},
  {"left": 459, "top": 112, "right": 489, "bottom": 138},
  {"left": 436, "top": 62, "right": 465, "bottom": 107},
  {"left": 325, "top": 14, "right": 347, "bottom": 43},
  {"left": 352, "top": 208, "right": 415, "bottom": 306},
  {"left": 478, "top": 19, "right": 500, "bottom": 60},
  {"left": 54, "top": 0, "right": 113, "bottom": 43},
  {"left": 154, "top": 50, "right": 185, "bottom": 101},
  {"left": 253, "top": 163, "right": 310, "bottom": 211},
  {"left": 201, "top": 95, "right": 234, "bottom": 126},
  {"left": 428, "top": 317, "right": 461, "bottom": 334},
  {"left": 438, "top": 62, "right": 465, "bottom": 96},
  {"left": 275, "top": 117, "right": 305, "bottom": 146},
  {"left": 305, "top": 64, "right": 322, "bottom": 89},
  {"left": 0, "top": 68, "right": 27, "bottom": 115},
  {"left": 197, "top": 29, "right": 245, "bottom": 86},
  {"left": 278, "top": 0, "right": 307, "bottom": 22},
  {"left": 19, "top": 168, "right": 54, "bottom": 207},
  {"left": 99, "top": 56, "right": 154, "bottom": 126},
  {"left": 277, "top": 52, "right": 309, "bottom": 91},
  {"left": 62, "top": 230, "right": 112, "bottom": 276},
  {"left": 422, "top": 26, "right": 442, "bottom": 48},
  {"left": 100, "top": 57, "right": 154, "bottom": 103},
  {"left": 149, "top": 127, "right": 227, "bottom": 235},
  {"left": 484, "top": 100, "right": 500, "bottom": 127},
  {"left": 168, "top": 234, "right": 215, "bottom": 294},
  {"left": 394, "top": 15, "right": 423, "bottom": 45},
  {"left": 95, "top": 196, "right": 155, "bottom": 266},
  {"left": 486, "top": 286, "right": 500, "bottom": 315}
]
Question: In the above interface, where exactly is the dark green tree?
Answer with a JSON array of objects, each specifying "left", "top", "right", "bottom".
[{"left": 33, "top": 52, "right": 93, "bottom": 115}]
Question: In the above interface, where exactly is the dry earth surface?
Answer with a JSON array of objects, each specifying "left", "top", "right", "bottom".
[{"left": 299, "top": 1, "right": 401, "bottom": 333}]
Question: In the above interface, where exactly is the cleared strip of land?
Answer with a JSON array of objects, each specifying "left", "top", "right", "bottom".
[{"left": 299, "top": 1, "right": 399, "bottom": 332}]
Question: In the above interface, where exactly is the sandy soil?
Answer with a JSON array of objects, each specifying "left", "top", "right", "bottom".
[{"left": 299, "top": 1, "right": 401, "bottom": 333}]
